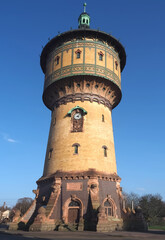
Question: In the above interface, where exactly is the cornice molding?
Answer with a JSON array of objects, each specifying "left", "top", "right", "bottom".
[{"left": 37, "top": 169, "right": 121, "bottom": 185}]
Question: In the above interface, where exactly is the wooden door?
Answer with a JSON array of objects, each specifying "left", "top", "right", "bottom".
[{"left": 68, "top": 208, "right": 80, "bottom": 223}]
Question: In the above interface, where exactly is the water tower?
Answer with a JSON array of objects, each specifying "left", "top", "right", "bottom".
[{"left": 21, "top": 3, "right": 126, "bottom": 231}]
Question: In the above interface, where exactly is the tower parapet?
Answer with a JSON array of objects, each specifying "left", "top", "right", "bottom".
[{"left": 41, "top": 28, "right": 126, "bottom": 111}]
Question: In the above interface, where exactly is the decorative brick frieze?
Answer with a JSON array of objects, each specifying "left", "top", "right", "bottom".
[
  {"left": 43, "top": 76, "right": 121, "bottom": 110},
  {"left": 37, "top": 170, "right": 121, "bottom": 184}
]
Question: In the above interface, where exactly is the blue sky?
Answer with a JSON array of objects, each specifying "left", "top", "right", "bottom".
[{"left": 0, "top": 0, "right": 165, "bottom": 207}]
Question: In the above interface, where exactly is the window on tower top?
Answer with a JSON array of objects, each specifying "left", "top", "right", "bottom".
[
  {"left": 75, "top": 49, "right": 82, "bottom": 59},
  {"left": 98, "top": 51, "right": 104, "bottom": 61},
  {"left": 55, "top": 56, "right": 60, "bottom": 65},
  {"left": 99, "top": 54, "right": 103, "bottom": 61},
  {"left": 115, "top": 61, "right": 118, "bottom": 70},
  {"left": 83, "top": 18, "right": 85, "bottom": 23}
]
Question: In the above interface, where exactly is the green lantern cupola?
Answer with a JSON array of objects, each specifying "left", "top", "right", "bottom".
[{"left": 78, "top": 3, "right": 90, "bottom": 29}]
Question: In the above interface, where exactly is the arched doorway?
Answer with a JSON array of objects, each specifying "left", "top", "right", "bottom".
[
  {"left": 62, "top": 196, "right": 83, "bottom": 224},
  {"left": 68, "top": 200, "right": 80, "bottom": 223}
]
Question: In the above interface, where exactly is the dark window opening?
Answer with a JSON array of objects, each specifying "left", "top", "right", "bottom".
[
  {"left": 48, "top": 148, "right": 53, "bottom": 159},
  {"left": 102, "top": 146, "right": 107, "bottom": 157},
  {"left": 55, "top": 56, "right": 60, "bottom": 65},
  {"left": 72, "top": 143, "right": 80, "bottom": 154},
  {"left": 98, "top": 51, "right": 104, "bottom": 61},
  {"left": 74, "top": 145, "right": 78, "bottom": 154},
  {"left": 75, "top": 49, "right": 82, "bottom": 59},
  {"left": 102, "top": 114, "right": 104, "bottom": 122},
  {"left": 83, "top": 18, "right": 85, "bottom": 23},
  {"left": 115, "top": 61, "right": 118, "bottom": 70},
  {"left": 99, "top": 54, "right": 103, "bottom": 61},
  {"left": 77, "top": 52, "right": 80, "bottom": 59},
  {"left": 86, "top": 19, "right": 88, "bottom": 24}
]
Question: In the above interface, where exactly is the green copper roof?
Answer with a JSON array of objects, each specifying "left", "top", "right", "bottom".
[
  {"left": 78, "top": 3, "right": 90, "bottom": 29},
  {"left": 67, "top": 106, "right": 87, "bottom": 115}
]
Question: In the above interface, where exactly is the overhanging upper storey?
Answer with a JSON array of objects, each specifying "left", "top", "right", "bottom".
[{"left": 40, "top": 29, "right": 126, "bottom": 74}]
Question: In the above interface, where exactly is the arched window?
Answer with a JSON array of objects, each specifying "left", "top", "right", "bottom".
[
  {"left": 98, "top": 51, "right": 104, "bottom": 61},
  {"left": 72, "top": 143, "right": 80, "bottom": 154},
  {"left": 102, "top": 114, "right": 104, "bottom": 122},
  {"left": 75, "top": 49, "right": 82, "bottom": 59},
  {"left": 99, "top": 54, "right": 103, "bottom": 61},
  {"left": 55, "top": 56, "right": 60, "bottom": 65},
  {"left": 102, "top": 145, "right": 107, "bottom": 157},
  {"left": 115, "top": 61, "right": 118, "bottom": 70},
  {"left": 104, "top": 200, "right": 113, "bottom": 216},
  {"left": 48, "top": 148, "right": 53, "bottom": 159}
]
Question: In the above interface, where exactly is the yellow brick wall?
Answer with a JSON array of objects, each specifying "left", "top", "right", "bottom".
[
  {"left": 43, "top": 101, "right": 117, "bottom": 177},
  {"left": 63, "top": 49, "right": 72, "bottom": 67},
  {"left": 107, "top": 52, "right": 113, "bottom": 71},
  {"left": 45, "top": 41, "right": 121, "bottom": 81},
  {"left": 85, "top": 48, "right": 95, "bottom": 64}
]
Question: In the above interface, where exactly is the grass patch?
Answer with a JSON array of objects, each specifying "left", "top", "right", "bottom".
[{"left": 149, "top": 225, "right": 165, "bottom": 231}]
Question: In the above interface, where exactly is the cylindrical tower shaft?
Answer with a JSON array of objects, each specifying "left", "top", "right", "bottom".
[{"left": 43, "top": 101, "right": 117, "bottom": 177}]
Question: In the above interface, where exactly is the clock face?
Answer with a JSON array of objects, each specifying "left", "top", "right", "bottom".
[{"left": 74, "top": 113, "right": 82, "bottom": 120}]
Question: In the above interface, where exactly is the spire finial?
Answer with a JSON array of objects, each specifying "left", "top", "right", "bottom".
[
  {"left": 78, "top": 3, "right": 90, "bottom": 29},
  {"left": 83, "top": 3, "right": 87, "bottom": 13}
]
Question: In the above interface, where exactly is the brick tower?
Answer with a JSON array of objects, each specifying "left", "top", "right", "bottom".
[{"left": 18, "top": 4, "right": 126, "bottom": 231}]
